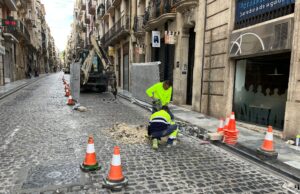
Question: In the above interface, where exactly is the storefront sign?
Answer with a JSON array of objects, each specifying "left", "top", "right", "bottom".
[
  {"left": 164, "top": 31, "right": 178, "bottom": 45},
  {"left": 152, "top": 31, "right": 160, "bottom": 48},
  {"left": 138, "top": 46, "right": 144, "bottom": 54},
  {"left": 229, "top": 16, "right": 293, "bottom": 58},
  {"left": 236, "top": 0, "right": 295, "bottom": 22},
  {"left": 108, "top": 46, "right": 115, "bottom": 56}
]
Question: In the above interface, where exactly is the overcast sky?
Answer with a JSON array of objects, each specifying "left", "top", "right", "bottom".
[{"left": 41, "top": 0, "right": 75, "bottom": 52}]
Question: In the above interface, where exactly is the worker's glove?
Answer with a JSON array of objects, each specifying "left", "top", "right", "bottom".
[{"left": 152, "top": 99, "right": 161, "bottom": 106}]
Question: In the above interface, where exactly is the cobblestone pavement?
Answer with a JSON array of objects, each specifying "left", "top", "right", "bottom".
[{"left": 0, "top": 73, "right": 297, "bottom": 194}]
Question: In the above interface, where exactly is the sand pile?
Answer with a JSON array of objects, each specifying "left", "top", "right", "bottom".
[{"left": 107, "top": 123, "right": 149, "bottom": 144}]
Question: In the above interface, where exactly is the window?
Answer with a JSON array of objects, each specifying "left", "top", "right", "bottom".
[
  {"left": 235, "top": 0, "right": 295, "bottom": 29},
  {"left": 233, "top": 53, "right": 290, "bottom": 130}
]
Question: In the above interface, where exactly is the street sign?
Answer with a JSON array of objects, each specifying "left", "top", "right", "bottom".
[{"left": 152, "top": 31, "right": 160, "bottom": 48}]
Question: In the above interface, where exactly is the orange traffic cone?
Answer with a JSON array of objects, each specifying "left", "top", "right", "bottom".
[
  {"left": 64, "top": 83, "right": 68, "bottom": 91},
  {"left": 67, "top": 95, "right": 75, "bottom": 105},
  {"left": 217, "top": 118, "right": 224, "bottom": 133},
  {"left": 257, "top": 126, "right": 278, "bottom": 159},
  {"left": 65, "top": 88, "right": 70, "bottom": 97},
  {"left": 103, "top": 146, "right": 128, "bottom": 190},
  {"left": 223, "top": 114, "right": 239, "bottom": 145},
  {"left": 227, "top": 112, "right": 236, "bottom": 131},
  {"left": 262, "top": 126, "right": 274, "bottom": 151},
  {"left": 223, "top": 117, "right": 229, "bottom": 132},
  {"left": 80, "top": 136, "right": 100, "bottom": 172}
]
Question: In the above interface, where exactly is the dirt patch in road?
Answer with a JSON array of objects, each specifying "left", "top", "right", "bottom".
[{"left": 106, "top": 123, "right": 149, "bottom": 144}]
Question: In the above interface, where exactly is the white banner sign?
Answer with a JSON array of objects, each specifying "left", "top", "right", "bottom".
[{"left": 152, "top": 31, "right": 160, "bottom": 48}]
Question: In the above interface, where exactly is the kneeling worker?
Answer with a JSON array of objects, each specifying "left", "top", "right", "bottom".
[{"left": 148, "top": 106, "right": 178, "bottom": 149}]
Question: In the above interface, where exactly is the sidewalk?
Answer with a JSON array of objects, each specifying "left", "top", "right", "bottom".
[
  {"left": 0, "top": 74, "right": 49, "bottom": 100},
  {"left": 118, "top": 89, "right": 300, "bottom": 181}
]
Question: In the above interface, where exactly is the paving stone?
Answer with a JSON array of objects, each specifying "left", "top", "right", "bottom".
[{"left": 0, "top": 74, "right": 293, "bottom": 194}]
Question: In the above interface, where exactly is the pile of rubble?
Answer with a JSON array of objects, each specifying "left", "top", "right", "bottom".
[
  {"left": 106, "top": 123, "right": 149, "bottom": 144},
  {"left": 176, "top": 120, "right": 208, "bottom": 139}
]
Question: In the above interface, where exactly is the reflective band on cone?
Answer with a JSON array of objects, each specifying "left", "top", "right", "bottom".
[
  {"left": 265, "top": 132, "right": 273, "bottom": 141},
  {"left": 86, "top": 144, "right": 95, "bottom": 154},
  {"left": 111, "top": 155, "right": 121, "bottom": 166}
]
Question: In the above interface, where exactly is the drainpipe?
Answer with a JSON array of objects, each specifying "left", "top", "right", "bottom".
[{"left": 200, "top": 0, "right": 207, "bottom": 113}]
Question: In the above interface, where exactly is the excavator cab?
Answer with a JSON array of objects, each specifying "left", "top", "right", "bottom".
[{"left": 79, "top": 35, "right": 117, "bottom": 96}]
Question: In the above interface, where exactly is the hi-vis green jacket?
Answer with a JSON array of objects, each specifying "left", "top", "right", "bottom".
[{"left": 146, "top": 82, "right": 172, "bottom": 106}]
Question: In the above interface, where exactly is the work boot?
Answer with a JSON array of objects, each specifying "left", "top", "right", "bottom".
[
  {"left": 167, "top": 138, "right": 174, "bottom": 148},
  {"left": 152, "top": 138, "right": 158, "bottom": 150}
]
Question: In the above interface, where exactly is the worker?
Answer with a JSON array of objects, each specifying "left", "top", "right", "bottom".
[
  {"left": 146, "top": 80, "right": 174, "bottom": 119},
  {"left": 148, "top": 106, "right": 179, "bottom": 149}
]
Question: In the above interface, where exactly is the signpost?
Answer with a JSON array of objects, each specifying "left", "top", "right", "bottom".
[{"left": 70, "top": 62, "right": 81, "bottom": 103}]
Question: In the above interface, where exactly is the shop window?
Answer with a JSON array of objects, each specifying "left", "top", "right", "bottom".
[{"left": 233, "top": 53, "right": 290, "bottom": 130}]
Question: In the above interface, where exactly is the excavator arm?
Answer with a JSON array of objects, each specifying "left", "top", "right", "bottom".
[
  {"left": 80, "top": 35, "right": 117, "bottom": 97},
  {"left": 81, "top": 49, "right": 95, "bottom": 85}
]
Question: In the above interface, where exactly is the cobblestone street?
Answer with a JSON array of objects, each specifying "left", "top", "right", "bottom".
[{"left": 0, "top": 73, "right": 297, "bottom": 194}]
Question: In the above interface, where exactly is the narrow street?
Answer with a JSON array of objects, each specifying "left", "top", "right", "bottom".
[{"left": 0, "top": 73, "right": 296, "bottom": 194}]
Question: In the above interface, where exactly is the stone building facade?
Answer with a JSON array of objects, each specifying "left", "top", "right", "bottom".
[
  {"left": 0, "top": 0, "right": 60, "bottom": 86},
  {"left": 68, "top": 0, "right": 300, "bottom": 138}
]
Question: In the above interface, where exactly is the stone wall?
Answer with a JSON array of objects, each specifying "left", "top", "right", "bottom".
[
  {"left": 284, "top": 1, "right": 300, "bottom": 138},
  {"left": 200, "top": 0, "right": 235, "bottom": 118}
]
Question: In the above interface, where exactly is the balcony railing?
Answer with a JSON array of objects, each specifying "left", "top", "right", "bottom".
[
  {"left": 105, "top": 0, "right": 112, "bottom": 12},
  {"left": 172, "top": 0, "right": 181, "bottom": 4},
  {"left": 133, "top": 16, "right": 145, "bottom": 34},
  {"left": 79, "top": 0, "right": 86, "bottom": 11},
  {"left": 88, "top": 0, "right": 96, "bottom": 15},
  {"left": 101, "top": 15, "right": 130, "bottom": 45},
  {"left": 112, "top": 0, "right": 121, "bottom": 6},
  {"left": 5, "top": 0, "right": 17, "bottom": 11},
  {"left": 144, "top": 0, "right": 175, "bottom": 22},
  {"left": 85, "top": 13, "right": 90, "bottom": 24},
  {"left": 3, "top": 20, "right": 30, "bottom": 42}
]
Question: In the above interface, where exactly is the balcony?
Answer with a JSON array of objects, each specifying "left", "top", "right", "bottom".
[
  {"left": 3, "top": 20, "right": 30, "bottom": 43},
  {"left": 79, "top": 0, "right": 86, "bottom": 11},
  {"left": 133, "top": 16, "right": 145, "bottom": 37},
  {"left": 85, "top": 13, "right": 90, "bottom": 24},
  {"left": 16, "top": 0, "right": 27, "bottom": 9},
  {"left": 171, "top": 0, "right": 198, "bottom": 12},
  {"left": 143, "top": 0, "right": 176, "bottom": 31},
  {"left": 25, "top": 11, "right": 32, "bottom": 24},
  {"left": 4, "top": 0, "right": 17, "bottom": 11},
  {"left": 105, "top": 0, "right": 114, "bottom": 14},
  {"left": 79, "top": 22, "right": 87, "bottom": 32},
  {"left": 112, "top": 0, "right": 121, "bottom": 6},
  {"left": 88, "top": 0, "right": 96, "bottom": 15},
  {"left": 97, "top": 3, "right": 105, "bottom": 19},
  {"left": 101, "top": 15, "right": 130, "bottom": 46}
]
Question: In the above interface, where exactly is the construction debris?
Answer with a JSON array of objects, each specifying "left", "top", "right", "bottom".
[{"left": 106, "top": 123, "right": 148, "bottom": 144}]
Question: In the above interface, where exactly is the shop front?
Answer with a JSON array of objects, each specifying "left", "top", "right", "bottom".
[
  {"left": 230, "top": 16, "right": 293, "bottom": 130},
  {"left": 234, "top": 53, "right": 290, "bottom": 130}
]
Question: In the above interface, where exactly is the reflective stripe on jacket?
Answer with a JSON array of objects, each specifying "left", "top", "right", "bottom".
[{"left": 148, "top": 110, "right": 171, "bottom": 134}]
